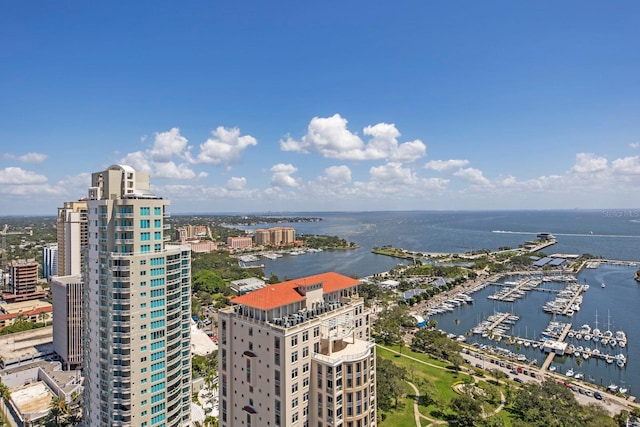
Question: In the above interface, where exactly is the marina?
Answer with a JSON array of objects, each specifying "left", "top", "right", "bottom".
[
  {"left": 245, "top": 210, "right": 640, "bottom": 396},
  {"left": 425, "top": 266, "right": 634, "bottom": 397}
]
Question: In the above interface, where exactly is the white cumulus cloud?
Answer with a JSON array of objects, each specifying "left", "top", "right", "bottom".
[
  {"left": 323, "top": 165, "right": 352, "bottom": 184},
  {"left": 454, "top": 167, "right": 491, "bottom": 185},
  {"left": 570, "top": 153, "right": 608, "bottom": 173},
  {"left": 612, "top": 156, "right": 640, "bottom": 175},
  {"left": 3, "top": 152, "right": 49, "bottom": 163},
  {"left": 270, "top": 163, "right": 300, "bottom": 187},
  {"left": 226, "top": 177, "right": 247, "bottom": 190},
  {"left": 425, "top": 159, "right": 470, "bottom": 172},
  {"left": 192, "top": 126, "right": 257, "bottom": 165},
  {"left": 0, "top": 167, "right": 49, "bottom": 185},
  {"left": 280, "top": 114, "right": 426, "bottom": 162},
  {"left": 369, "top": 162, "right": 418, "bottom": 185},
  {"left": 149, "top": 128, "right": 189, "bottom": 162}
]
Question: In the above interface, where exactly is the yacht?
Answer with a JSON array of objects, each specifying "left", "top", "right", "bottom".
[
  {"left": 549, "top": 365, "right": 557, "bottom": 372},
  {"left": 602, "top": 282, "right": 606, "bottom": 288},
  {"left": 574, "top": 372, "right": 584, "bottom": 380},
  {"left": 565, "top": 368, "right": 575, "bottom": 377},
  {"left": 608, "top": 383, "right": 618, "bottom": 392}
]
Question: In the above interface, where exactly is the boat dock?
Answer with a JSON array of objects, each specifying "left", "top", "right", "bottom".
[
  {"left": 488, "top": 278, "right": 539, "bottom": 301},
  {"left": 486, "top": 312, "right": 513, "bottom": 332},
  {"left": 540, "top": 323, "right": 573, "bottom": 372},
  {"left": 561, "top": 285, "right": 588, "bottom": 316}
]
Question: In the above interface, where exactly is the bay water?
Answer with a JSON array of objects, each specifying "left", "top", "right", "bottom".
[{"left": 234, "top": 210, "right": 640, "bottom": 395}]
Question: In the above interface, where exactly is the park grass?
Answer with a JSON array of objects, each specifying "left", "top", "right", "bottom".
[
  {"left": 379, "top": 381, "right": 419, "bottom": 427},
  {"left": 377, "top": 344, "right": 515, "bottom": 426}
]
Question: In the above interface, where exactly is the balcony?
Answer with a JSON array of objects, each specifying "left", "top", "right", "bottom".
[{"left": 114, "top": 238, "right": 134, "bottom": 244}]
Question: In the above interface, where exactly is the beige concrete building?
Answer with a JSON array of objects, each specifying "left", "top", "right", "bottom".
[
  {"left": 83, "top": 165, "right": 192, "bottom": 427},
  {"left": 8, "top": 259, "right": 39, "bottom": 296},
  {"left": 227, "top": 236, "right": 253, "bottom": 249},
  {"left": 254, "top": 227, "right": 296, "bottom": 247},
  {"left": 51, "top": 275, "right": 83, "bottom": 370},
  {"left": 218, "top": 272, "right": 376, "bottom": 427},
  {"left": 56, "top": 200, "right": 88, "bottom": 277}
]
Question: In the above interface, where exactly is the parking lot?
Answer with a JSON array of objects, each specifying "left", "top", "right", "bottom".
[{"left": 461, "top": 348, "right": 633, "bottom": 415}]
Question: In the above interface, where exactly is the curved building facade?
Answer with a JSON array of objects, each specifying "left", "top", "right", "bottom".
[{"left": 83, "top": 165, "right": 192, "bottom": 427}]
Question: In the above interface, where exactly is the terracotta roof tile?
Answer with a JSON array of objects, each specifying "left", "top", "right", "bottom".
[{"left": 231, "top": 272, "right": 359, "bottom": 310}]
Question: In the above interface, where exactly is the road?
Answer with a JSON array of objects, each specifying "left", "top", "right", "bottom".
[{"left": 462, "top": 348, "right": 637, "bottom": 416}]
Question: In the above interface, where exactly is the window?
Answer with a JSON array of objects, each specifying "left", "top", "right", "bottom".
[
  {"left": 303, "top": 347, "right": 309, "bottom": 358},
  {"left": 302, "top": 330, "right": 309, "bottom": 341},
  {"left": 291, "top": 335, "right": 298, "bottom": 346},
  {"left": 154, "top": 219, "right": 161, "bottom": 228},
  {"left": 292, "top": 397, "right": 298, "bottom": 408},
  {"left": 154, "top": 231, "right": 162, "bottom": 240},
  {"left": 154, "top": 207, "right": 162, "bottom": 215},
  {"left": 140, "top": 219, "right": 150, "bottom": 229},
  {"left": 140, "top": 207, "right": 150, "bottom": 216},
  {"left": 292, "top": 382, "right": 298, "bottom": 393},
  {"left": 303, "top": 363, "right": 309, "bottom": 373},
  {"left": 141, "top": 244, "right": 150, "bottom": 253},
  {"left": 292, "top": 368, "right": 298, "bottom": 379},
  {"left": 141, "top": 232, "right": 151, "bottom": 241},
  {"left": 313, "top": 327, "right": 320, "bottom": 337},
  {"left": 291, "top": 351, "right": 298, "bottom": 363}
]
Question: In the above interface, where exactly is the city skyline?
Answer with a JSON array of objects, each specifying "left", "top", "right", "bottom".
[{"left": 2, "top": 2, "right": 639, "bottom": 215}]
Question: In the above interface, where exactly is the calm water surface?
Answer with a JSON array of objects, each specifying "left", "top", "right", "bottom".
[{"left": 234, "top": 210, "right": 640, "bottom": 394}]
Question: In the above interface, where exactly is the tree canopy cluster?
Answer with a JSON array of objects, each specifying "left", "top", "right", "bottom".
[
  {"left": 376, "top": 357, "right": 407, "bottom": 412},
  {"left": 410, "top": 329, "right": 463, "bottom": 368},
  {"left": 510, "top": 379, "right": 616, "bottom": 427},
  {"left": 372, "top": 305, "right": 416, "bottom": 345}
]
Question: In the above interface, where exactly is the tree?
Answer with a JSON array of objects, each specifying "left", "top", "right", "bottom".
[
  {"left": 46, "top": 395, "right": 70, "bottom": 427},
  {"left": 449, "top": 393, "right": 482, "bottom": 427},
  {"left": 376, "top": 357, "right": 407, "bottom": 411},
  {"left": 511, "top": 379, "right": 582, "bottom": 426},
  {"left": 266, "top": 273, "right": 280, "bottom": 284},
  {"left": 372, "top": 305, "right": 414, "bottom": 345}
]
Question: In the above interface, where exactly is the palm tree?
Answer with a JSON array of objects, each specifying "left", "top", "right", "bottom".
[{"left": 48, "top": 395, "right": 70, "bottom": 427}]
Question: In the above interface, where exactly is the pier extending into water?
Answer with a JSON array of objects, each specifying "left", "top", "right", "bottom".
[
  {"left": 561, "top": 285, "right": 588, "bottom": 316},
  {"left": 540, "top": 323, "right": 572, "bottom": 372}
]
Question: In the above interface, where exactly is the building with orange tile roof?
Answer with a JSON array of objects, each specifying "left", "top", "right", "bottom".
[{"left": 218, "top": 271, "right": 376, "bottom": 427}]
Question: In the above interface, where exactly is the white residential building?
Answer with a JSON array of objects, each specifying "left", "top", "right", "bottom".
[{"left": 83, "top": 165, "right": 192, "bottom": 427}]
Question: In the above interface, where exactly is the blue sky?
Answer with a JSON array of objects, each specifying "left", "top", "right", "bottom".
[{"left": 1, "top": 1, "right": 639, "bottom": 215}]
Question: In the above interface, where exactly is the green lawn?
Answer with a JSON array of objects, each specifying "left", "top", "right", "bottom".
[
  {"left": 379, "top": 382, "right": 418, "bottom": 427},
  {"left": 377, "top": 344, "right": 512, "bottom": 426}
]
